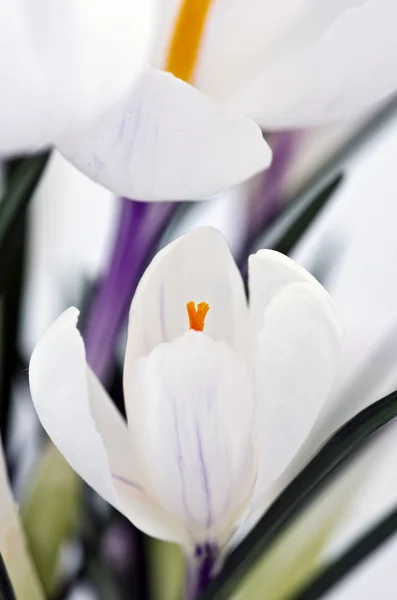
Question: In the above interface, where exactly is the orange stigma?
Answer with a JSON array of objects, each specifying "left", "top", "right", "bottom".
[
  {"left": 165, "top": 0, "right": 213, "bottom": 82},
  {"left": 186, "top": 301, "right": 210, "bottom": 332}
]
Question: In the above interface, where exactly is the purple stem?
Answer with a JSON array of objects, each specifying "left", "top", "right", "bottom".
[
  {"left": 185, "top": 544, "right": 218, "bottom": 600},
  {"left": 83, "top": 197, "right": 178, "bottom": 382},
  {"left": 237, "top": 131, "right": 300, "bottom": 270}
]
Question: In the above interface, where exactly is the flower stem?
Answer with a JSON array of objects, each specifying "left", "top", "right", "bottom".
[
  {"left": 184, "top": 544, "right": 218, "bottom": 600},
  {"left": 83, "top": 198, "right": 177, "bottom": 382}
]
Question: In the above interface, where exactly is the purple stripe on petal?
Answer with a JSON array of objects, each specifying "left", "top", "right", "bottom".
[
  {"left": 83, "top": 198, "right": 178, "bottom": 382},
  {"left": 111, "top": 472, "right": 144, "bottom": 492},
  {"left": 195, "top": 423, "right": 212, "bottom": 530},
  {"left": 173, "top": 406, "right": 193, "bottom": 523}
]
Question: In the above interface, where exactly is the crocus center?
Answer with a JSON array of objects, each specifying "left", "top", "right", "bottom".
[
  {"left": 186, "top": 301, "right": 210, "bottom": 331},
  {"left": 165, "top": 0, "right": 213, "bottom": 82}
]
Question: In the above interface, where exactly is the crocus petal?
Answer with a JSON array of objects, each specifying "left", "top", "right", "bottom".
[
  {"left": 252, "top": 281, "right": 342, "bottom": 498},
  {"left": 248, "top": 249, "right": 322, "bottom": 335},
  {"left": 124, "top": 331, "right": 257, "bottom": 546},
  {"left": 29, "top": 308, "right": 118, "bottom": 507},
  {"left": 1, "top": 0, "right": 154, "bottom": 155},
  {"left": 56, "top": 69, "right": 271, "bottom": 201},
  {"left": 224, "top": 0, "right": 397, "bottom": 127},
  {"left": 29, "top": 308, "right": 186, "bottom": 544},
  {"left": 124, "top": 227, "right": 250, "bottom": 388}
]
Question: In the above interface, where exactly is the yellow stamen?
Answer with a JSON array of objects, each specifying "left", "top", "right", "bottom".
[
  {"left": 165, "top": 0, "right": 213, "bottom": 82},
  {"left": 186, "top": 301, "right": 210, "bottom": 331}
]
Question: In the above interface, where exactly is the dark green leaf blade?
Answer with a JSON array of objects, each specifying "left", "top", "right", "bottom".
[
  {"left": 0, "top": 553, "right": 16, "bottom": 600},
  {"left": 199, "top": 390, "right": 397, "bottom": 600},
  {"left": 272, "top": 174, "right": 344, "bottom": 256},
  {"left": 0, "top": 153, "right": 49, "bottom": 289},
  {"left": 288, "top": 505, "right": 397, "bottom": 600}
]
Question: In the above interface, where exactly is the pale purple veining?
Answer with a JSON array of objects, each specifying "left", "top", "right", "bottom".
[{"left": 83, "top": 197, "right": 178, "bottom": 382}]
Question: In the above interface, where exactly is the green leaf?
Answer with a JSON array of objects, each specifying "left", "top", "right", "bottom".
[
  {"left": 0, "top": 441, "right": 44, "bottom": 600},
  {"left": 0, "top": 154, "right": 49, "bottom": 290},
  {"left": 288, "top": 504, "right": 397, "bottom": 600},
  {"left": 22, "top": 443, "right": 80, "bottom": 595},
  {"left": 244, "top": 92, "right": 397, "bottom": 263},
  {"left": 0, "top": 553, "right": 16, "bottom": 600},
  {"left": 199, "top": 389, "right": 397, "bottom": 600},
  {"left": 272, "top": 174, "right": 344, "bottom": 256},
  {"left": 146, "top": 538, "right": 184, "bottom": 600}
]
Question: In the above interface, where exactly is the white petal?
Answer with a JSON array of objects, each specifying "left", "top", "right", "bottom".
[
  {"left": 29, "top": 308, "right": 186, "bottom": 544},
  {"left": 0, "top": 0, "right": 154, "bottom": 155},
  {"left": 29, "top": 308, "right": 118, "bottom": 507},
  {"left": 124, "top": 227, "right": 250, "bottom": 391},
  {"left": 124, "top": 331, "right": 257, "bottom": 546},
  {"left": 253, "top": 281, "right": 342, "bottom": 498},
  {"left": 249, "top": 249, "right": 322, "bottom": 334},
  {"left": 225, "top": 0, "right": 397, "bottom": 127},
  {"left": 56, "top": 69, "right": 271, "bottom": 201}
]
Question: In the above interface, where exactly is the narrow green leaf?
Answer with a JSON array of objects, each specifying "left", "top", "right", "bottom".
[
  {"left": 246, "top": 92, "right": 397, "bottom": 260},
  {"left": 0, "top": 553, "right": 16, "bottom": 600},
  {"left": 288, "top": 505, "right": 397, "bottom": 600},
  {"left": 22, "top": 443, "right": 80, "bottom": 595},
  {"left": 147, "top": 538, "right": 183, "bottom": 600},
  {"left": 199, "top": 390, "right": 397, "bottom": 599},
  {"left": 0, "top": 154, "right": 49, "bottom": 289},
  {"left": 272, "top": 174, "right": 344, "bottom": 256}
]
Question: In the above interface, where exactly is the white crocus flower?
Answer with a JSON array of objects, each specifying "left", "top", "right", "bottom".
[
  {"left": 29, "top": 227, "right": 341, "bottom": 596},
  {"left": 156, "top": 0, "right": 397, "bottom": 128},
  {"left": 1, "top": 1, "right": 271, "bottom": 201}
]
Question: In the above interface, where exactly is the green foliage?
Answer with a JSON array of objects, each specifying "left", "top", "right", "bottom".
[{"left": 22, "top": 443, "right": 80, "bottom": 595}]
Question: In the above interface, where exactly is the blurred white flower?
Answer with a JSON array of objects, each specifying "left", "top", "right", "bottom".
[
  {"left": 1, "top": 0, "right": 154, "bottom": 155},
  {"left": 29, "top": 227, "right": 342, "bottom": 593},
  {"left": 155, "top": 0, "right": 397, "bottom": 127},
  {"left": 1, "top": 1, "right": 271, "bottom": 201}
]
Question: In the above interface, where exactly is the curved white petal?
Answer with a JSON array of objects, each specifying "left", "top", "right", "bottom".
[
  {"left": 124, "top": 331, "right": 257, "bottom": 546},
  {"left": 29, "top": 308, "right": 187, "bottom": 544},
  {"left": 253, "top": 281, "right": 342, "bottom": 498},
  {"left": 124, "top": 227, "right": 250, "bottom": 393},
  {"left": 224, "top": 0, "right": 397, "bottom": 127},
  {"left": 56, "top": 69, "right": 271, "bottom": 201},
  {"left": 249, "top": 249, "right": 322, "bottom": 334},
  {"left": 1, "top": 0, "right": 154, "bottom": 155}
]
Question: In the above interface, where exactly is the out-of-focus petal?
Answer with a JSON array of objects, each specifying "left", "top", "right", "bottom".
[
  {"left": 29, "top": 308, "right": 187, "bottom": 544},
  {"left": 224, "top": 0, "right": 397, "bottom": 127},
  {"left": 253, "top": 282, "right": 342, "bottom": 498},
  {"left": 124, "top": 331, "right": 256, "bottom": 546},
  {"left": 124, "top": 227, "right": 250, "bottom": 391},
  {"left": 0, "top": 0, "right": 154, "bottom": 155},
  {"left": 248, "top": 249, "right": 322, "bottom": 335},
  {"left": 56, "top": 69, "right": 271, "bottom": 201}
]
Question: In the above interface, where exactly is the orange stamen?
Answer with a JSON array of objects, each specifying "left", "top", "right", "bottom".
[
  {"left": 186, "top": 301, "right": 210, "bottom": 331},
  {"left": 165, "top": 0, "right": 213, "bottom": 82}
]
